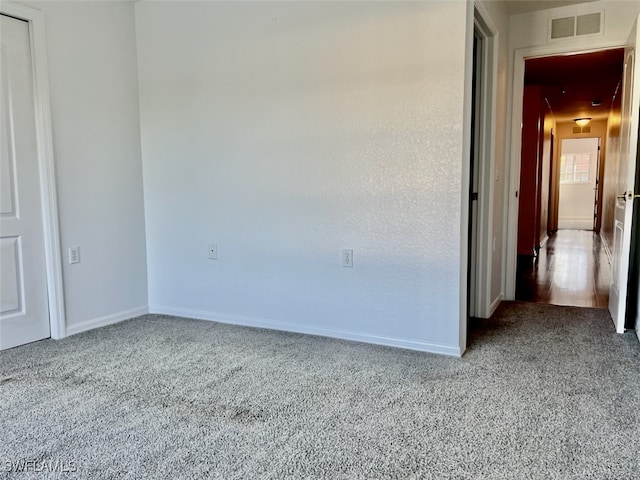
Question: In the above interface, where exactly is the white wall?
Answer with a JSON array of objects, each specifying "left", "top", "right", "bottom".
[
  {"left": 136, "top": 1, "right": 468, "bottom": 355},
  {"left": 24, "top": 1, "right": 148, "bottom": 334}
]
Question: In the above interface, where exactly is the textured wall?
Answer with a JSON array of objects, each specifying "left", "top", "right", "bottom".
[
  {"left": 25, "top": 1, "right": 148, "bottom": 331},
  {"left": 136, "top": 1, "right": 468, "bottom": 355}
]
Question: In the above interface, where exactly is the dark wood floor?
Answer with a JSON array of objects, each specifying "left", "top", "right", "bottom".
[{"left": 515, "top": 230, "right": 611, "bottom": 308}]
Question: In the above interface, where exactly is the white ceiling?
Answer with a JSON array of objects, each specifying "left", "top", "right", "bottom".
[{"left": 503, "top": 0, "right": 600, "bottom": 16}]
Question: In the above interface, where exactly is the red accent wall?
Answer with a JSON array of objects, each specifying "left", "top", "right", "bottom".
[{"left": 518, "top": 86, "right": 554, "bottom": 256}]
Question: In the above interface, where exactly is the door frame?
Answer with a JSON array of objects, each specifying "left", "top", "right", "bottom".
[
  {"left": 1, "top": 2, "right": 65, "bottom": 339},
  {"left": 504, "top": 39, "right": 626, "bottom": 300},
  {"left": 461, "top": 2, "right": 499, "bottom": 352},
  {"left": 468, "top": 24, "right": 483, "bottom": 321},
  {"left": 549, "top": 129, "right": 606, "bottom": 234},
  {"left": 471, "top": 6, "right": 499, "bottom": 320},
  {"left": 555, "top": 136, "right": 600, "bottom": 230}
]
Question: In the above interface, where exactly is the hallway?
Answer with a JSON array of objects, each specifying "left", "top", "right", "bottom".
[{"left": 515, "top": 230, "right": 611, "bottom": 308}]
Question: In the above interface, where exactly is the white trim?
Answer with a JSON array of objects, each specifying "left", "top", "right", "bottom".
[
  {"left": 149, "top": 305, "right": 462, "bottom": 357},
  {"left": 557, "top": 217, "right": 594, "bottom": 229},
  {"left": 1, "top": 3, "right": 66, "bottom": 339},
  {"left": 65, "top": 306, "right": 149, "bottom": 337},
  {"left": 489, "top": 294, "right": 503, "bottom": 317},
  {"left": 504, "top": 40, "right": 625, "bottom": 300}
]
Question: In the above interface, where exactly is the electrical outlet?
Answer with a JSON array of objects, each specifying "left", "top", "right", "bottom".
[
  {"left": 68, "top": 246, "right": 80, "bottom": 265},
  {"left": 208, "top": 243, "right": 217, "bottom": 260},
  {"left": 342, "top": 249, "right": 353, "bottom": 268}
]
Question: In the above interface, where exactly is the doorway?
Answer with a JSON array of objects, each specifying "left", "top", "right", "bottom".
[
  {"left": 557, "top": 137, "right": 600, "bottom": 230},
  {"left": 509, "top": 48, "right": 625, "bottom": 310},
  {"left": 465, "top": 6, "right": 498, "bottom": 329}
]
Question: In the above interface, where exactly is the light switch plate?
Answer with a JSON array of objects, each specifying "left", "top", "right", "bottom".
[{"left": 342, "top": 249, "right": 353, "bottom": 268}]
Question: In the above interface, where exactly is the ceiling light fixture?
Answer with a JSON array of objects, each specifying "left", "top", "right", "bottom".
[{"left": 574, "top": 117, "right": 591, "bottom": 127}]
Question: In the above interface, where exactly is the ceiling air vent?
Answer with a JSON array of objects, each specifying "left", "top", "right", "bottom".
[
  {"left": 551, "top": 16, "right": 575, "bottom": 39},
  {"left": 549, "top": 11, "right": 603, "bottom": 41}
]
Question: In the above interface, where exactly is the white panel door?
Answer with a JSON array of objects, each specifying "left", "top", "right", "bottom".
[
  {"left": 609, "top": 14, "right": 640, "bottom": 334},
  {"left": 0, "top": 14, "right": 50, "bottom": 349}
]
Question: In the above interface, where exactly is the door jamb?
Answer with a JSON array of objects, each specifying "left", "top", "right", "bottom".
[
  {"left": 504, "top": 40, "right": 625, "bottom": 299},
  {"left": 1, "top": 2, "right": 65, "bottom": 339}
]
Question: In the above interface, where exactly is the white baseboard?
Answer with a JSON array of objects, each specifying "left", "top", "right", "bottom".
[
  {"left": 149, "top": 304, "right": 461, "bottom": 357},
  {"left": 489, "top": 294, "right": 503, "bottom": 317},
  {"left": 538, "top": 235, "right": 549, "bottom": 248},
  {"left": 557, "top": 218, "right": 593, "bottom": 230},
  {"left": 65, "top": 306, "right": 149, "bottom": 337}
]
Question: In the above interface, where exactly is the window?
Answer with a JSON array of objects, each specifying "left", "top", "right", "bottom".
[{"left": 560, "top": 153, "right": 590, "bottom": 183}]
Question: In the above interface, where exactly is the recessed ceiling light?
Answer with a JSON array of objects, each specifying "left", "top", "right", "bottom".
[{"left": 591, "top": 99, "right": 602, "bottom": 107}]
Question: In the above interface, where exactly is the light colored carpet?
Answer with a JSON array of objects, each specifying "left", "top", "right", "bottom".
[{"left": 1, "top": 302, "right": 639, "bottom": 479}]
